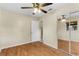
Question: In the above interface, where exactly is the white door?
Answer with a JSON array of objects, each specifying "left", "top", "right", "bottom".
[{"left": 31, "top": 20, "right": 41, "bottom": 42}]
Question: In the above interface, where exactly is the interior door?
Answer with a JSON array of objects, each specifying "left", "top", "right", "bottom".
[{"left": 31, "top": 20, "right": 41, "bottom": 42}]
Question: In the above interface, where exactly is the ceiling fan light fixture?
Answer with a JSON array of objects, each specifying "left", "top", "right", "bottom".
[
  {"left": 34, "top": 8, "right": 38, "bottom": 13},
  {"left": 21, "top": 3, "right": 53, "bottom": 15},
  {"left": 38, "top": 9, "right": 41, "bottom": 13}
]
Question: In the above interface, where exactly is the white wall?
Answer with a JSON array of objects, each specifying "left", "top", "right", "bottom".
[
  {"left": 39, "top": 13, "right": 58, "bottom": 49},
  {"left": 0, "top": 9, "right": 36, "bottom": 50}
]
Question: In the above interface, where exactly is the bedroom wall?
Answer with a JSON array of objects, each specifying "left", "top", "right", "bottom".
[
  {"left": 0, "top": 9, "right": 36, "bottom": 50},
  {"left": 39, "top": 12, "right": 58, "bottom": 49}
]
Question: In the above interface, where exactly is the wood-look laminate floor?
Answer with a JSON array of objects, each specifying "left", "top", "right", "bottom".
[
  {"left": 58, "top": 39, "right": 69, "bottom": 53},
  {"left": 0, "top": 41, "right": 69, "bottom": 56}
]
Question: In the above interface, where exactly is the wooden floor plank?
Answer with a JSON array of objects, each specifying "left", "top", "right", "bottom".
[{"left": 0, "top": 41, "right": 69, "bottom": 56}]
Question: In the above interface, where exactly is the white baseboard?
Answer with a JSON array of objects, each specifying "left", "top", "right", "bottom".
[
  {"left": 43, "top": 42, "right": 58, "bottom": 49},
  {"left": 0, "top": 40, "right": 38, "bottom": 50}
]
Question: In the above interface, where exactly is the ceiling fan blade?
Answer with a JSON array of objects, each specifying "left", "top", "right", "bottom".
[
  {"left": 41, "top": 9, "right": 47, "bottom": 13},
  {"left": 42, "top": 3, "right": 53, "bottom": 7},
  {"left": 36, "top": 3, "right": 40, "bottom": 6},
  {"left": 21, "top": 7, "right": 33, "bottom": 9}
]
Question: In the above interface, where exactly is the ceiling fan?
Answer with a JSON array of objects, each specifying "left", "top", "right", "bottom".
[{"left": 21, "top": 3, "right": 53, "bottom": 15}]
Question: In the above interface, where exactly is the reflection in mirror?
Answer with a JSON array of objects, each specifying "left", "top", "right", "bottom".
[
  {"left": 57, "top": 11, "right": 79, "bottom": 55},
  {"left": 57, "top": 15, "right": 70, "bottom": 53},
  {"left": 70, "top": 13, "right": 79, "bottom": 55}
]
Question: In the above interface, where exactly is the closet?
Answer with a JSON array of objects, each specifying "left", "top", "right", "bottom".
[{"left": 57, "top": 11, "right": 79, "bottom": 55}]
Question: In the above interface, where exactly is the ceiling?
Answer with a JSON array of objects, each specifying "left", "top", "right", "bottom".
[
  {"left": 0, "top": 3, "right": 79, "bottom": 17},
  {"left": 0, "top": 3, "right": 55, "bottom": 17}
]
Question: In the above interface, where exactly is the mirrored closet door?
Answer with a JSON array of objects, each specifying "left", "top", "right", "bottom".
[
  {"left": 70, "top": 11, "right": 79, "bottom": 55},
  {"left": 57, "top": 14, "right": 70, "bottom": 54},
  {"left": 57, "top": 11, "right": 79, "bottom": 56}
]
